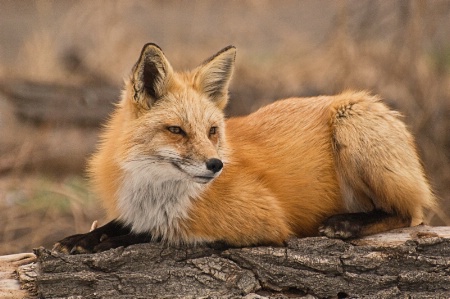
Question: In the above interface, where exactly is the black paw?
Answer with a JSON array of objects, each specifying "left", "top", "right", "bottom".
[
  {"left": 206, "top": 240, "right": 231, "bottom": 251},
  {"left": 319, "top": 210, "right": 395, "bottom": 239},
  {"left": 98, "top": 234, "right": 153, "bottom": 252},
  {"left": 53, "top": 220, "right": 153, "bottom": 254},
  {"left": 52, "top": 219, "right": 137, "bottom": 254},
  {"left": 319, "top": 214, "right": 363, "bottom": 239},
  {"left": 53, "top": 231, "right": 109, "bottom": 254}
]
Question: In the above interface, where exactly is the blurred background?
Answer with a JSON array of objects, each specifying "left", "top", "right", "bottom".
[{"left": 0, "top": 0, "right": 449, "bottom": 254}]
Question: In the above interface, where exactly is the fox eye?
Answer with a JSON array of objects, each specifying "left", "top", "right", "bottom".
[
  {"left": 209, "top": 127, "right": 217, "bottom": 135},
  {"left": 167, "top": 126, "right": 184, "bottom": 135}
]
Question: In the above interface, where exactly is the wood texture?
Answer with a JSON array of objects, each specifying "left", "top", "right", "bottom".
[{"left": 4, "top": 225, "right": 448, "bottom": 298}]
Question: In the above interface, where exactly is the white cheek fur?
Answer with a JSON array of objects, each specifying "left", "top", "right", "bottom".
[{"left": 118, "top": 157, "right": 204, "bottom": 243}]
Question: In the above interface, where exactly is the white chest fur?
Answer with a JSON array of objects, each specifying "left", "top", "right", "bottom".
[{"left": 117, "top": 159, "right": 202, "bottom": 243}]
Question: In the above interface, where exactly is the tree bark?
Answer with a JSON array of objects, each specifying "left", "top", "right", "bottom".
[{"left": 4, "top": 225, "right": 450, "bottom": 298}]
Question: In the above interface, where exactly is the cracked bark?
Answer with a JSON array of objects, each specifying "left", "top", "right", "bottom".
[{"left": 7, "top": 225, "right": 450, "bottom": 298}]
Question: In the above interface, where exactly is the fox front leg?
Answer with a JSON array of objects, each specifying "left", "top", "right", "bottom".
[{"left": 53, "top": 219, "right": 151, "bottom": 254}]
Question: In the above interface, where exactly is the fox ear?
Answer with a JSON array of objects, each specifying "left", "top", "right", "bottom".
[
  {"left": 195, "top": 45, "right": 236, "bottom": 109},
  {"left": 131, "top": 43, "right": 173, "bottom": 109}
]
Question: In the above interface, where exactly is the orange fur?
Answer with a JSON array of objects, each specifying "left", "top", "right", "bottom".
[
  {"left": 88, "top": 44, "right": 435, "bottom": 246},
  {"left": 187, "top": 96, "right": 345, "bottom": 245}
]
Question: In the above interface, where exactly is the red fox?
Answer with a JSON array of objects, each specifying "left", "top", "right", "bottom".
[{"left": 54, "top": 43, "right": 435, "bottom": 254}]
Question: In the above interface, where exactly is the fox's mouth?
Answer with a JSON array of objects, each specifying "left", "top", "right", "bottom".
[
  {"left": 171, "top": 162, "right": 216, "bottom": 184},
  {"left": 193, "top": 176, "right": 215, "bottom": 184}
]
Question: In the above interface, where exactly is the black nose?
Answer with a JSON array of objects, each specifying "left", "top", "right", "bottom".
[{"left": 206, "top": 158, "right": 223, "bottom": 173}]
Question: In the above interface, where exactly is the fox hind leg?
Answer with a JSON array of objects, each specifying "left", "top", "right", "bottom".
[
  {"left": 321, "top": 92, "right": 434, "bottom": 239},
  {"left": 319, "top": 210, "right": 410, "bottom": 239}
]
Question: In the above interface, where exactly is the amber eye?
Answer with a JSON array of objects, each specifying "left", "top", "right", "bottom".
[
  {"left": 209, "top": 127, "right": 217, "bottom": 135},
  {"left": 167, "top": 126, "right": 184, "bottom": 135}
]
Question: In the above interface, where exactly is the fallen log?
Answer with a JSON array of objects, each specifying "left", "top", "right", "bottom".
[
  {"left": 0, "top": 80, "right": 119, "bottom": 126},
  {"left": 2, "top": 225, "right": 450, "bottom": 298}
]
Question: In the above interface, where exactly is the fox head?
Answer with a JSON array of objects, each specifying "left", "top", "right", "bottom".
[{"left": 118, "top": 43, "right": 236, "bottom": 184}]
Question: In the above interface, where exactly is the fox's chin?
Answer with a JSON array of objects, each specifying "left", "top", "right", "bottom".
[{"left": 192, "top": 176, "right": 215, "bottom": 184}]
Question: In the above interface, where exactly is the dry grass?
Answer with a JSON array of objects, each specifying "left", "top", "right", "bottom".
[
  {"left": 0, "top": 175, "right": 104, "bottom": 254},
  {"left": 0, "top": 0, "right": 449, "bottom": 254}
]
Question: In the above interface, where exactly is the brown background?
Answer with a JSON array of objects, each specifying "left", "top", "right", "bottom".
[{"left": 0, "top": 0, "right": 449, "bottom": 254}]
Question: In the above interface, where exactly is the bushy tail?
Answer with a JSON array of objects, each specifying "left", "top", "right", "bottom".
[{"left": 322, "top": 91, "right": 435, "bottom": 238}]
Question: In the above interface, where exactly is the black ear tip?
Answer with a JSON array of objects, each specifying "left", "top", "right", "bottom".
[
  {"left": 141, "top": 43, "right": 163, "bottom": 55},
  {"left": 132, "top": 43, "right": 164, "bottom": 74},
  {"left": 223, "top": 45, "right": 236, "bottom": 52},
  {"left": 143, "top": 42, "right": 162, "bottom": 50},
  {"left": 222, "top": 46, "right": 236, "bottom": 60},
  {"left": 214, "top": 45, "right": 236, "bottom": 57}
]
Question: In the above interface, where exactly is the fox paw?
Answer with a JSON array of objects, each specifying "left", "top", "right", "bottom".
[
  {"left": 52, "top": 232, "right": 151, "bottom": 254},
  {"left": 319, "top": 214, "right": 362, "bottom": 239},
  {"left": 52, "top": 219, "right": 134, "bottom": 254},
  {"left": 52, "top": 232, "right": 106, "bottom": 254},
  {"left": 52, "top": 221, "right": 152, "bottom": 254}
]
